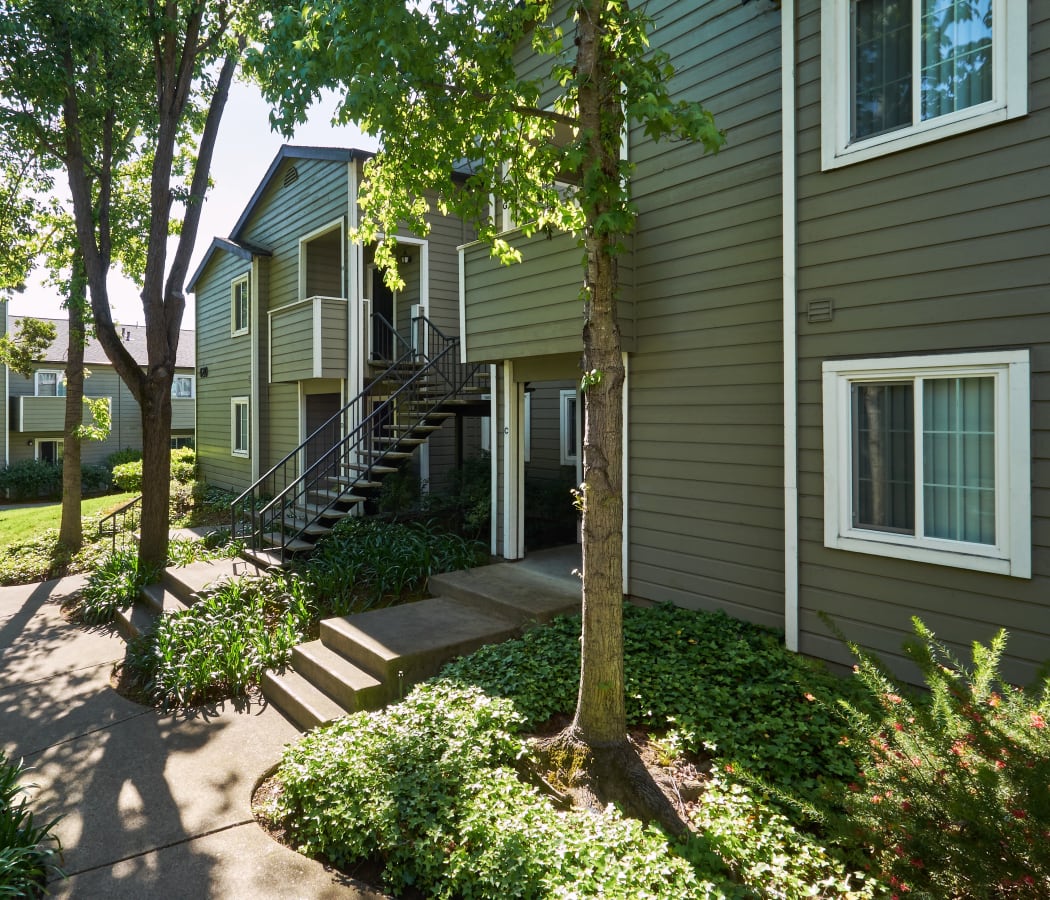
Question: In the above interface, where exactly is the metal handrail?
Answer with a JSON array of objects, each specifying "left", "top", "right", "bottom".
[
  {"left": 98, "top": 494, "right": 142, "bottom": 554},
  {"left": 231, "top": 312, "right": 486, "bottom": 563}
]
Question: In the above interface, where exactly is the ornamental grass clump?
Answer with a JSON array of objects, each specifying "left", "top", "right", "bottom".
[
  {"left": 127, "top": 575, "right": 312, "bottom": 708},
  {"left": 0, "top": 752, "right": 63, "bottom": 896},
  {"left": 78, "top": 550, "right": 153, "bottom": 625},
  {"left": 839, "top": 618, "right": 1050, "bottom": 898}
]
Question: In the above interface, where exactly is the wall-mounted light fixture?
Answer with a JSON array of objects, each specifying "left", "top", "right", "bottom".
[
  {"left": 198, "top": 366, "right": 209, "bottom": 378},
  {"left": 27, "top": 440, "right": 33, "bottom": 446},
  {"left": 399, "top": 252, "right": 411, "bottom": 265}
]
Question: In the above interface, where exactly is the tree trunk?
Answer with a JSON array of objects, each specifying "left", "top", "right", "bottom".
[
  {"left": 137, "top": 377, "right": 172, "bottom": 573},
  {"left": 570, "top": 0, "right": 627, "bottom": 748},
  {"left": 57, "top": 261, "right": 86, "bottom": 553}
]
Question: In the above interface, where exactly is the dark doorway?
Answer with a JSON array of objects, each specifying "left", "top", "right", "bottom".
[
  {"left": 370, "top": 268, "right": 396, "bottom": 361},
  {"left": 305, "top": 393, "right": 342, "bottom": 470}
]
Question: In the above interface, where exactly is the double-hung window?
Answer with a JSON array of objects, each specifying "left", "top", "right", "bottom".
[
  {"left": 172, "top": 375, "right": 194, "bottom": 399},
  {"left": 231, "top": 275, "right": 250, "bottom": 336},
  {"left": 821, "top": 0, "right": 1027, "bottom": 168},
  {"left": 231, "top": 397, "right": 250, "bottom": 457},
  {"left": 35, "top": 370, "right": 66, "bottom": 397},
  {"left": 823, "top": 351, "right": 1030, "bottom": 577}
]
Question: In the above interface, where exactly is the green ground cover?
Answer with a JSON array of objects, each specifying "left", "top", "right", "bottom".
[
  {"left": 259, "top": 609, "right": 1050, "bottom": 899},
  {"left": 0, "top": 492, "right": 137, "bottom": 546}
]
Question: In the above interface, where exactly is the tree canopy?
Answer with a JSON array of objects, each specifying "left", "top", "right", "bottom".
[
  {"left": 253, "top": 0, "right": 724, "bottom": 829},
  {"left": 0, "top": 0, "right": 267, "bottom": 567}
]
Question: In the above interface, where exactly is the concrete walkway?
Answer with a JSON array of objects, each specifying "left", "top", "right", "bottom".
[{"left": 0, "top": 576, "right": 384, "bottom": 899}]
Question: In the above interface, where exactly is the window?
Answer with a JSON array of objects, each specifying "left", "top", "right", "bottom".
[
  {"left": 821, "top": 0, "right": 1027, "bottom": 168},
  {"left": 823, "top": 351, "right": 1030, "bottom": 577},
  {"left": 35, "top": 439, "right": 63, "bottom": 465},
  {"left": 231, "top": 397, "right": 250, "bottom": 457},
  {"left": 34, "top": 370, "right": 66, "bottom": 397},
  {"left": 560, "top": 389, "right": 579, "bottom": 467},
  {"left": 172, "top": 375, "right": 195, "bottom": 399},
  {"left": 231, "top": 275, "right": 250, "bottom": 336},
  {"left": 171, "top": 436, "right": 195, "bottom": 450}
]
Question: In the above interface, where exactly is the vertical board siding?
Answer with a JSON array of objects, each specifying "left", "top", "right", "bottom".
[
  {"left": 794, "top": 0, "right": 1050, "bottom": 683},
  {"left": 626, "top": 0, "right": 785, "bottom": 626}
]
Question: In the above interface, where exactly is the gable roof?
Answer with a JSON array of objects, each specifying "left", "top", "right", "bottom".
[
  {"left": 186, "top": 145, "right": 373, "bottom": 293},
  {"left": 11, "top": 317, "right": 195, "bottom": 369},
  {"left": 186, "top": 237, "right": 271, "bottom": 293}
]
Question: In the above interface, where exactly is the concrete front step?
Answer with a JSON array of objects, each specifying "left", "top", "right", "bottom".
[
  {"left": 261, "top": 669, "right": 348, "bottom": 731},
  {"left": 115, "top": 565, "right": 227, "bottom": 641},
  {"left": 428, "top": 563, "right": 581, "bottom": 624},
  {"left": 163, "top": 558, "right": 270, "bottom": 602},
  {"left": 320, "top": 596, "right": 521, "bottom": 689},
  {"left": 290, "top": 641, "right": 387, "bottom": 710}
]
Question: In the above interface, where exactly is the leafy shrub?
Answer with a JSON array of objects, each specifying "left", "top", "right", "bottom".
[
  {"left": 78, "top": 551, "right": 152, "bottom": 625},
  {"left": 0, "top": 459, "right": 61, "bottom": 501},
  {"left": 110, "top": 460, "right": 142, "bottom": 492},
  {"left": 839, "top": 619, "right": 1050, "bottom": 898},
  {"left": 301, "top": 516, "right": 486, "bottom": 615},
  {"left": 685, "top": 768, "right": 871, "bottom": 897},
  {"left": 265, "top": 682, "right": 711, "bottom": 898},
  {"left": 105, "top": 448, "right": 142, "bottom": 469},
  {"left": 169, "top": 447, "right": 196, "bottom": 484},
  {"left": 127, "top": 576, "right": 311, "bottom": 708},
  {"left": 423, "top": 452, "right": 492, "bottom": 537},
  {"left": 80, "top": 463, "right": 111, "bottom": 494},
  {"left": 0, "top": 751, "right": 62, "bottom": 895},
  {"left": 443, "top": 603, "right": 860, "bottom": 797}
]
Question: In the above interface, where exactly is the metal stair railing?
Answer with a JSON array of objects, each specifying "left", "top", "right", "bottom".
[
  {"left": 98, "top": 494, "right": 142, "bottom": 554},
  {"left": 230, "top": 313, "right": 485, "bottom": 564}
]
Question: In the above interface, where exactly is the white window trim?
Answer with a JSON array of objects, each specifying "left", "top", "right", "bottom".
[
  {"left": 823, "top": 350, "right": 1030, "bottom": 578},
  {"left": 231, "top": 397, "right": 250, "bottom": 458},
  {"left": 821, "top": 0, "right": 1028, "bottom": 170},
  {"left": 34, "top": 370, "right": 66, "bottom": 397},
  {"left": 231, "top": 274, "right": 250, "bottom": 337},
  {"left": 172, "top": 374, "right": 195, "bottom": 400},
  {"left": 298, "top": 219, "right": 346, "bottom": 302},
  {"left": 560, "top": 388, "right": 579, "bottom": 467}
]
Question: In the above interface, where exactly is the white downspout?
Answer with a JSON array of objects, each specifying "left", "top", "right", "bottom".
[{"left": 782, "top": 0, "right": 800, "bottom": 652}]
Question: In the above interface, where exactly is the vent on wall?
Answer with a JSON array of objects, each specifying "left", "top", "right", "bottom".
[{"left": 283, "top": 166, "right": 299, "bottom": 187}]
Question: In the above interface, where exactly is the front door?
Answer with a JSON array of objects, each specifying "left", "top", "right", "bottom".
[
  {"left": 304, "top": 393, "right": 342, "bottom": 470},
  {"left": 370, "top": 267, "right": 396, "bottom": 361}
]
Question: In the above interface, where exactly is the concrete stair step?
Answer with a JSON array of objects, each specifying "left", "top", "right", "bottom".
[
  {"left": 261, "top": 533, "right": 314, "bottom": 553},
  {"left": 291, "top": 641, "right": 388, "bottom": 711},
  {"left": 261, "top": 669, "right": 347, "bottom": 731},
  {"left": 320, "top": 596, "right": 520, "bottom": 687},
  {"left": 115, "top": 582, "right": 192, "bottom": 641},
  {"left": 114, "top": 602, "right": 162, "bottom": 642},
  {"left": 162, "top": 558, "right": 269, "bottom": 602},
  {"left": 141, "top": 582, "right": 191, "bottom": 616},
  {"left": 428, "top": 562, "right": 581, "bottom": 624}
]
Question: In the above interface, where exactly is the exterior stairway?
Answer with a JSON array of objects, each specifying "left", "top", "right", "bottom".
[
  {"left": 260, "top": 547, "right": 582, "bottom": 730},
  {"left": 231, "top": 314, "right": 488, "bottom": 567},
  {"left": 114, "top": 547, "right": 582, "bottom": 733}
]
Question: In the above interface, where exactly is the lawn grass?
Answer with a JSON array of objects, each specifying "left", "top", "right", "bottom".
[{"left": 0, "top": 492, "right": 137, "bottom": 545}]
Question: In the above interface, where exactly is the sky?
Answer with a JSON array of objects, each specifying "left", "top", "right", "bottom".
[{"left": 8, "top": 79, "right": 379, "bottom": 329}]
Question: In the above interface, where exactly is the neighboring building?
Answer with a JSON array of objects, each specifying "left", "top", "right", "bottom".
[
  {"left": 459, "top": 0, "right": 1049, "bottom": 684},
  {"left": 1, "top": 305, "right": 196, "bottom": 467},
  {"left": 188, "top": 146, "right": 479, "bottom": 527}
]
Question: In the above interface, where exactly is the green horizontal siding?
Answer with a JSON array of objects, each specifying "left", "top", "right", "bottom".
[
  {"left": 793, "top": 0, "right": 1050, "bottom": 684},
  {"left": 463, "top": 230, "right": 635, "bottom": 362}
]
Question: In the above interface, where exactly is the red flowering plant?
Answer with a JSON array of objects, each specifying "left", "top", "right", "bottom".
[{"left": 837, "top": 618, "right": 1050, "bottom": 898}]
